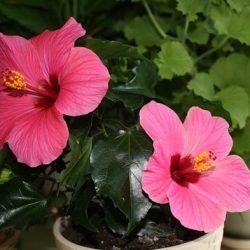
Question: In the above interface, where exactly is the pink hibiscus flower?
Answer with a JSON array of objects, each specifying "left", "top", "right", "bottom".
[
  {"left": 0, "top": 17, "right": 110, "bottom": 167},
  {"left": 140, "top": 101, "right": 250, "bottom": 232}
]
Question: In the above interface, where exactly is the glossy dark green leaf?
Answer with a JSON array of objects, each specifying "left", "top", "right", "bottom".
[
  {"left": 106, "top": 90, "right": 144, "bottom": 110},
  {"left": 104, "top": 199, "right": 127, "bottom": 235},
  {"left": 113, "top": 60, "right": 157, "bottom": 98},
  {"left": 85, "top": 39, "right": 144, "bottom": 61},
  {"left": 0, "top": 178, "right": 47, "bottom": 229},
  {"left": 70, "top": 181, "right": 98, "bottom": 232},
  {"left": 91, "top": 130, "right": 152, "bottom": 234},
  {"left": 60, "top": 136, "right": 92, "bottom": 189}
]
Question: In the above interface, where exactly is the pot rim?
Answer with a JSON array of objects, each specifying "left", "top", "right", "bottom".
[
  {"left": 53, "top": 217, "right": 223, "bottom": 250},
  {"left": 223, "top": 236, "right": 250, "bottom": 250}
]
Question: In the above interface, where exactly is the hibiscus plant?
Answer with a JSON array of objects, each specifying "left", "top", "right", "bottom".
[{"left": 1, "top": 0, "right": 250, "bottom": 247}]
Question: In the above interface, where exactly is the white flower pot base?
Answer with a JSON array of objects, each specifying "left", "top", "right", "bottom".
[{"left": 53, "top": 218, "right": 224, "bottom": 250}]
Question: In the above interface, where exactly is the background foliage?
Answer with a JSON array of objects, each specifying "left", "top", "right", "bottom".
[{"left": 1, "top": 0, "right": 250, "bottom": 238}]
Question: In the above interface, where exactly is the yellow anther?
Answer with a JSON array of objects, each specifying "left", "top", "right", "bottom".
[
  {"left": 193, "top": 151, "right": 216, "bottom": 172},
  {"left": 1, "top": 69, "right": 27, "bottom": 90}
]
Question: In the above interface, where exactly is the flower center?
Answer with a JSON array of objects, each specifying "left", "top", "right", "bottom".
[
  {"left": 1, "top": 69, "right": 57, "bottom": 101},
  {"left": 193, "top": 151, "right": 216, "bottom": 172},
  {"left": 170, "top": 151, "right": 216, "bottom": 186},
  {"left": 1, "top": 69, "right": 27, "bottom": 90}
]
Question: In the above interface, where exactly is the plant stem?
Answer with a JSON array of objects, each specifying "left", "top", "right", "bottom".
[
  {"left": 195, "top": 37, "right": 229, "bottom": 63},
  {"left": 142, "top": 0, "right": 167, "bottom": 39},
  {"left": 72, "top": 0, "right": 78, "bottom": 19},
  {"left": 182, "top": 17, "right": 189, "bottom": 44}
]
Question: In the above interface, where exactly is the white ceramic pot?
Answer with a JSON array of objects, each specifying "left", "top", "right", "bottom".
[
  {"left": 53, "top": 218, "right": 224, "bottom": 250},
  {"left": 222, "top": 210, "right": 250, "bottom": 250}
]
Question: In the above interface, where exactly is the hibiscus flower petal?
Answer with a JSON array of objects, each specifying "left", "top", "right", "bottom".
[
  {"left": 55, "top": 47, "right": 110, "bottom": 116},
  {"left": 196, "top": 155, "right": 250, "bottom": 212},
  {"left": 0, "top": 93, "right": 35, "bottom": 149},
  {"left": 0, "top": 33, "right": 44, "bottom": 84},
  {"left": 142, "top": 142, "right": 172, "bottom": 204},
  {"left": 31, "top": 17, "right": 85, "bottom": 78},
  {"left": 140, "top": 101, "right": 184, "bottom": 156},
  {"left": 7, "top": 107, "right": 69, "bottom": 167},
  {"left": 183, "top": 107, "right": 233, "bottom": 159},
  {"left": 167, "top": 181, "right": 226, "bottom": 232}
]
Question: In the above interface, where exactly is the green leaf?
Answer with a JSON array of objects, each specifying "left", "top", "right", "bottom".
[
  {"left": 0, "top": 169, "right": 14, "bottom": 185},
  {"left": 91, "top": 130, "right": 152, "bottom": 234},
  {"left": 113, "top": 60, "right": 157, "bottom": 98},
  {"left": 227, "top": 0, "right": 250, "bottom": 12},
  {"left": 86, "top": 39, "right": 157, "bottom": 108},
  {"left": 233, "top": 118, "right": 250, "bottom": 154},
  {"left": 155, "top": 41, "right": 193, "bottom": 79},
  {"left": 210, "top": 4, "right": 250, "bottom": 45},
  {"left": 70, "top": 181, "right": 98, "bottom": 232},
  {"left": 0, "top": 2, "right": 57, "bottom": 33},
  {"left": 188, "top": 22, "right": 209, "bottom": 44},
  {"left": 124, "top": 16, "right": 167, "bottom": 46},
  {"left": 215, "top": 86, "right": 250, "bottom": 128},
  {"left": 60, "top": 136, "right": 92, "bottom": 189},
  {"left": 188, "top": 73, "right": 215, "bottom": 101},
  {"left": 0, "top": 178, "right": 47, "bottom": 228},
  {"left": 107, "top": 89, "right": 144, "bottom": 110},
  {"left": 176, "top": 0, "right": 204, "bottom": 21},
  {"left": 210, "top": 53, "right": 250, "bottom": 95},
  {"left": 85, "top": 39, "right": 143, "bottom": 61},
  {"left": 104, "top": 199, "right": 127, "bottom": 235}
]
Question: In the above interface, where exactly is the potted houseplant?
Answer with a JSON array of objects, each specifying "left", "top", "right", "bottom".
[
  {"left": 51, "top": 99, "right": 250, "bottom": 250},
  {"left": 1, "top": 1, "right": 250, "bottom": 250}
]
